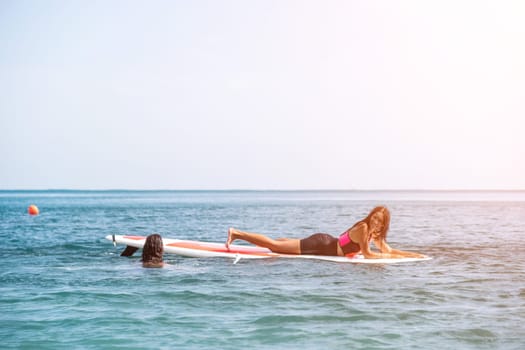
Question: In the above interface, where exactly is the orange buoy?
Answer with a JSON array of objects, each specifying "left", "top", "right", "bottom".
[{"left": 28, "top": 204, "right": 39, "bottom": 216}]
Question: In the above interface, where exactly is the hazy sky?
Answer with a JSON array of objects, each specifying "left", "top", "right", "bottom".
[{"left": 1, "top": 0, "right": 524, "bottom": 190}]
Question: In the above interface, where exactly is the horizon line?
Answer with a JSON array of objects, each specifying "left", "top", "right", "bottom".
[{"left": 1, "top": 188, "right": 524, "bottom": 192}]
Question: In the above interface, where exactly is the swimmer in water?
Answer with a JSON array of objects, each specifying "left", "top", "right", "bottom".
[
  {"left": 141, "top": 233, "right": 165, "bottom": 268},
  {"left": 226, "top": 206, "right": 426, "bottom": 259}
]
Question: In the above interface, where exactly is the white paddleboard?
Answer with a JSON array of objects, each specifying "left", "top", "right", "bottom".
[{"left": 106, "top": 234, "right": 431, "bottom": 264}]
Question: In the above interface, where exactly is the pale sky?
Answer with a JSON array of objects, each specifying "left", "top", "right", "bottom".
[{"left": 1, "top": 0, "right": 524, "bottom": 190}]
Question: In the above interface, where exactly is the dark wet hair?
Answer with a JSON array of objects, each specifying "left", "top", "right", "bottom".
[{"left": 141, "top": 234, "right": 164, "bottom": 265}]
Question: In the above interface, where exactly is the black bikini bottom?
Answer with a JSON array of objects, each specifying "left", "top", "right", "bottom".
[{"left": 299, "top": 233, "right": 338, "bottom": 256}]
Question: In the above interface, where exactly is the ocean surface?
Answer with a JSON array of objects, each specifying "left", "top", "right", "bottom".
[{"left": 1, "top": 190, "right": 524, "bottom": 350}]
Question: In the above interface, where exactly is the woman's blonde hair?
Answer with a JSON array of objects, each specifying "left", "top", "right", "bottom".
[{"left": 347, "top": 206, "right": 391, "bottom": 240}]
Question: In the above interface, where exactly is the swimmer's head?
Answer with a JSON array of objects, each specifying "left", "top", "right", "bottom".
[{"left": 142, "top": 233, "right": 164, "bottom": 268}]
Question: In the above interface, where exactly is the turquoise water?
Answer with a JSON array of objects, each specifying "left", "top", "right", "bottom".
[{"left": 1, "top": 190, "right": 524, "bottom": 349}]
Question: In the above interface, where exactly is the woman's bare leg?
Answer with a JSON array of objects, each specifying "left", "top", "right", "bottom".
[{"left": 227, "top": 228, "right": 301, "bottom": 254}]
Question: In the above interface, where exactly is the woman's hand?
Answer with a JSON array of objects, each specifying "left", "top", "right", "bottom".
[{"left": 401, "top": 252, "right": 427, "bottom": 258}]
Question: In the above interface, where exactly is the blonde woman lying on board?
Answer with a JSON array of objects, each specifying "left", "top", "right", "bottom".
[{"left": 226, "top": 206, "right": 426, "bottom": 259}]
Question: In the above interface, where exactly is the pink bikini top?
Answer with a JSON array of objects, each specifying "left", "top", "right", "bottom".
[{"left": 338, "top": 229, "right": 371, "bottom": 257}]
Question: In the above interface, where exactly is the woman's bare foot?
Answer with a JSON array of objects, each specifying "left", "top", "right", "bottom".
[{"left": 226, "top": 228, "right": 239, "bottom": 250}]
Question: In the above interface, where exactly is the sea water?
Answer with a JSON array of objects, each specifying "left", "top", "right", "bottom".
[{"left": 0, "top": 190, "right": 524, "bottom": 350}]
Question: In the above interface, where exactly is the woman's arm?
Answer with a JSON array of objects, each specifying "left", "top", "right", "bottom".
[
  {"left": 354, "top": 223, "right": 405, "bottom": 259},
  {"left": 373, "top": 238, "right": 427, "bottom": 258}
]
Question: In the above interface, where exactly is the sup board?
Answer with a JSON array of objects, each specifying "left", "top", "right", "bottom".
[{"left": 106, "top": 234, "right": 431, "bottom": 264}]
